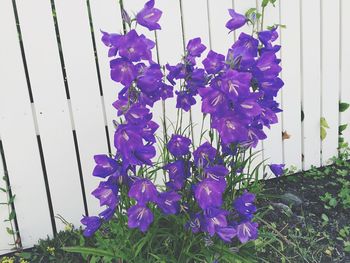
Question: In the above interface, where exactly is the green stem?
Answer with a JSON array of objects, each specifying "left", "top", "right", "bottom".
[
  {"left": 189, "top": 109, "right": 195, "bottom": 148},
  {"left": 198, "top": 114, "right": 206, "bottom": 145},
  {"left": 2, "top": 175, "right": 18, "bottom": 249}
]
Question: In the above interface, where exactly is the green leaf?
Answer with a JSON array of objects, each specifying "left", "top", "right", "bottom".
[
  {"left": 339, "top": 102, "right": 350, "bottom": 112},
  {"left": 320, "top": 117, "right": 330, "bottom": 128},
  {"left": 0, "top": 187, "right": 7, "bottom": 193},
  {"left": 261, "top": 0, "right": 269, "bottom": 8},
  {"left": 8, "top": 194, "right": 16, "bottom": 204},
  {"left": 8, "top": 210, "right": 16, "bottom": 221},
  {"left": 62, "top": 246, "right": 115, "bottom": 258},
  {"left": 329, "top": 198, "right": 338, "bottom": 208},
  {"left": 339, "top": 124, "right": 348, "bottom": 135},
  {"left": 19, "top": 252, "right": 32, "bottom": 259},
  {"left": 6, "top": 227, "right": 14, "bottom": 235},
  {"left": 321, "top": 213, "right": 329, "bottom": 222},
  {"left": 321, "top": 127, "right": 327, "bottom": 141}
]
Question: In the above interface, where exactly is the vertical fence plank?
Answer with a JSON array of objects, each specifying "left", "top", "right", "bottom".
[
  {"left": 207, "top": 0, "right": 234, "bottom": 55},
  {"left": 155, "top": 0, "right": 185, "bottom": 153},
  {"left": 53, "top": 0, "right": 109, "bottom": 214},
  {"left": 340, "top": 0, "right": 350, "bottom": 144},
  {"left": 122, "top": 0, "right": 167, "bottom": 181},
  {"left": 15, "top": 0, "right": 85, "bottom": 229},
  {"left": 0, "top": 0, "right": 53, "bottom": 246},
  {"left": 280, "top": 0, "right": 302, "bottom": 171},
  {"left": 261, "top": 1, "right": 283, "bottom": 173},
  {"left": 180, "top": 0, "right": 211, "bottom": 147},
  {"left": 301, "top": 0, "right": 321, "bottom": 170},
  {"left": 233, "top": 0, "right": 256, "bottom": 38},
  {"left": 234, "top": 0, "right": 265, "bottom": 179},
  {"left": 321, "top": 0, "right": 340, "bottom": 164},
  {"left": 0, "top": 142, "right": 14, "bottom": 254},
  {"left": 89, "top": 0, "right": 123, "bottom": 154}
]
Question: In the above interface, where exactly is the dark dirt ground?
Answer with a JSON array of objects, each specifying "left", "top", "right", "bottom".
[{"left": 257, "top": 165, "right": 350, "bottom": 263}]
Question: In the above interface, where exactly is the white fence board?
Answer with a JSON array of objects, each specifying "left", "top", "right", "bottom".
[
  {"left": 181, "top": 0, "right": 211, "bottom": 147},
  {"left": 207, "top": 0, "right": 234, "bottom": 55},
  {"left": 280, "top": 0, "right": 302, "bottom": 171},
  {"left": 155, "top": 0, "right": 185, "bottom": 149},
  {"left": 89, "top": 0, "right": 123, "bottom": 154},
  {"left": 233, "top": 0, "right": 256, "bottom": 39},
  {"left": 301, "top": 0, "right": 321, "bottom": 170},
  {"left": 53, "top": 0, "right": 109, "bottom": 214},
  {"left": 121, "top": 0, "right": 166, "bottom": 176},
  {"left": 321, "top": 0, "right": 340, "bottom": 164},
  {"left": 0, "top": 142, "right": 14, "bottom": 254},
  {"left": 234, "top": 0, "right": 265, "bottom": 180},
  {"left": 15, "top": 0, "right": 86, "bottom": 230},
  {"left": 340, "top": 0, "right": 350, "bottom": 144},
  {"left": 0, "top": 0, "right": 53, "bottom": 247},
  {"left": 261, "top": 1, "right": 283, "bottom": 171}
]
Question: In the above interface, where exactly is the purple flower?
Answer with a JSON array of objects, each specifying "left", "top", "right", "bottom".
[
  {"left": 193, "top": 142, "right": 217, "bottom": 167},
  {"left": 221, "top": 70, "right": 252, "bottom": 100},
  {"left": 202, "top": 50, "right": 225, "bottom": 74},
  {"left": 233, "top": 191, "right": 256, "bottom": 219},
  {"left": 258, "top": 27, "right": 280, "bottom": 54},
  {"left": 137, "top": 64, "right": 163, "bottom": 94},
  {"left": 236, "top": 98, "right": 262, "bottom": 118},
  {"left": 211, "top": 115, "right": 248, "bottom": 144},
  {"left": 167, "top": 134, "right": 191, "bottom": 157},
  {"left": 118, "top": 30, "right": 151, "bottom": 62},
  {"left": 187, "top": 213, "right": 202, "bottom": 233},
  {"left": 186, "top": 38, "right": 207, "bottom": 58},
  {"left": 157, "top": 191, "right": 181, "bottom": 215},
  {"left": 91, "top": 180, "right": 119, "bottom": 208},
  {"left": 100, "top": 31, "right": 121, "bottom": 57},
  {"left": 198, "top": 86, "right": 229, "bottom": 114},
  {"left": 204, "top": 165, "right": 229, "bottom": 183},
  {"left": 259, "top": 77, "right": 284, "bottom": 98},
  {"left": 125, "top": 103, "right": 152, "bottom": 125},
  {"left": 127, "top": 204, "right": 154, "bottom": 232},
  {"left": 216, "top": 226, "right": 237, "bottom": 242},
  {"left": 114, "top": 124, "right": 156, "bottom": 165},
  {"left": 166, "top": 63, "right": 186, "bottom": 85},
  {"left": 253, "top": 52, "right": 281, "bottom": 80},
  {"left": 202, "top": 208, "right": 228, "bottom": 236},
  {"left": 160, "top": 83, "right": 174, "bottom": 100},
  {"left": 128, "top": 178, "right": 158, "bottom": 204},
  {"left": 232, "top": 32, "right": 259, "bottom": 63},
  {"left": 164, "top": 160, "right": 189, "bottom": 190},
  {"left": 269, "top": 163, "right": 285, "bottom": 177},
  {"left": 99, "top": 206, "right": 116, "bottom": 221},
  {"left": 194, "top": 179, "right": 225, "bottom": 209},
  {"left": 245, "top": 126, "right": 267, "bottom": 148},
  {"left": 81, "top": 216, "right": 101, "bottom": 237},
  {"left": 136, "top": 0, "right": 162, "bottom": 31},
  {"left": 176, "top": 91, "right": 196, "bottom": 112},
  {"left": 110, "top": 58, "right": 137, "bottom": 86},
  {"left": 236, "top": 220, "right": 258, "bottom": 243},
  {"left": 164, "top": 160, "right": 189, "bottom": 179},
  {"left": 139, "top": 120, "right": 159, "bottom": 143},
  {"left": 92, "top": 154, "right": 119, "bottom": 178},
  {"left": 225, "top": 9, "right": 246, "bottom": 32}
]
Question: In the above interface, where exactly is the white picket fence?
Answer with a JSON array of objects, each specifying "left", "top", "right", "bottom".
[{"left": 0, "top": 0, "right": 349, "bottom": 255}]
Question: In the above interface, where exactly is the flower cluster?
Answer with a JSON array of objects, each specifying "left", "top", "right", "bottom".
[{"left": 81, "top": 0, "right": 284, "bottom": 247}]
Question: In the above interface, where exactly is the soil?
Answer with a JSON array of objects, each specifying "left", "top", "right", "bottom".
[{"left": 257, "top": 167, "right": 350, "bottom": 263}]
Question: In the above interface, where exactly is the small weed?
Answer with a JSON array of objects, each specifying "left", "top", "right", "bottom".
[{"left": 320, "top": 192, "right": 338, "bottom": 209}]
